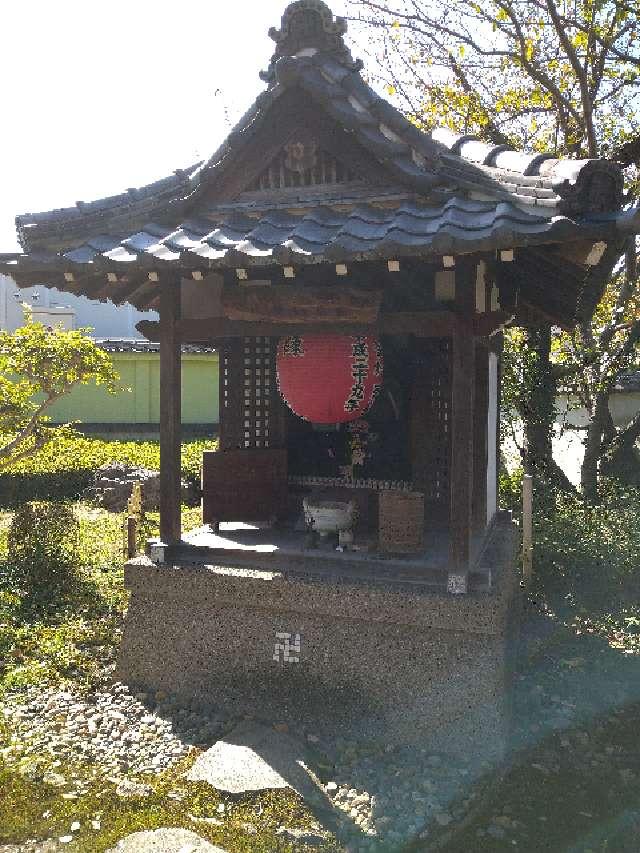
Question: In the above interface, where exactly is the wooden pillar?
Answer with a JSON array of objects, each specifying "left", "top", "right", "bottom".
[
  {"left": 448, "top": 317, "right": 475, "bottom": 593},
  {"left": 487, "top": 339, "right": 502, "bottom": 524},
  {"left": 472, "top": 342, "right": 489, "bottom": 533},
  {"left": 159, "top": 275, "right": 182, "bottom": 544}
]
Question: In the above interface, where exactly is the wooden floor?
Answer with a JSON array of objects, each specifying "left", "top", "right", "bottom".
[{"left": 174, "top": 519, "right": 493, "bottom": 592}]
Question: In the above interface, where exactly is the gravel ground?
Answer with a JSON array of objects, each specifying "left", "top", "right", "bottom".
[
  {"left": 1, "top": 609, "right": 639, "bottom": 852},
  {"left": 319, "top": 743, "right": 478, "bottom": 851},
  {"left": 0, "top": 682, "right": 225, "bottom": 782},
  {"left": 0, "top": 676, "right": 478, "bottom": 852}
]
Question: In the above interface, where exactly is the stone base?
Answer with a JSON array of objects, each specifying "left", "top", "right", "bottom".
[{"left": 117, "top": 513, "right": 520, "bottom": 762}]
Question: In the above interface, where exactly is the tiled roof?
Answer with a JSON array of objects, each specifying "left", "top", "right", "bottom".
[
  {"left": 13, "top": 2, "right": 628, "bottom": 258},
  {"left": 94, "top": 338, "right": 216, "bottom": 354},
  {"left": 17, "top": 197, "right": 637, "bottom": 272},
  {"left": 3, "top": 0, "right": 637, "bottom": 326}
]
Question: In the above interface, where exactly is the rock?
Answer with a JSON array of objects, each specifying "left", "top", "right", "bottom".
[
  {"left": 186, "top": 721, "right": 315, "bottom": 796},
  {"left": 115, "top": 779, "right": 153, "bottom": 799},
  {"left": 106, "top": 828, "right": 228, "bottom": 852},
  {"left": 87, "top": 463, "right": 195, "bottom": 512},
  {"left": 43, "top": 772, "right": 67, "bottom": 787}
]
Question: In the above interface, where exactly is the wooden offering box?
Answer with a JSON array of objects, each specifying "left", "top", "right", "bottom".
[{"left": 378, "top": 490, "right": 425, "bottom": 554}]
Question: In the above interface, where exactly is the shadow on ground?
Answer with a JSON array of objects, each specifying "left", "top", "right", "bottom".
[{"left": 409, "top": 604, "right": 640, "bottom": 852}]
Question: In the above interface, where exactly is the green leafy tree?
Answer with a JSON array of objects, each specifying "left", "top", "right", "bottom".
[
  {"left": 350, "top": 0, "right": 640, "bottom": 499},
  {"left": 0, "top": 322, "right": 119, "bottom": 471}
]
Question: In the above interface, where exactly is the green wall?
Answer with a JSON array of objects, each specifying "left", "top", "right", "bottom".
[{"left": 49, "top": 352, "right": 219, "bottom": 425}]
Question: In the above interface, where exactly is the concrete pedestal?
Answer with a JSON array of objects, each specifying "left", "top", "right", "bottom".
[{"left": 117, "top": 513, "right": 520, "bottom": 761}]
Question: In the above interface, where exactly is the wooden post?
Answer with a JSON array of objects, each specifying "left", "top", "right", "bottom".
[
  {"left": 448, "top": 317, "right": 475, "bottom": 593},
  {"left": 522, "top": 474, "right": 533, "bottom": 585},
  {"left": 472, "top": 342, "right": 489, "bottom": 533},
  {"left": 159, "top": 275, "right": 182, "bottom": 545},
  {"left": 126, "top": 515, "right": 137, "bottom": 559}
]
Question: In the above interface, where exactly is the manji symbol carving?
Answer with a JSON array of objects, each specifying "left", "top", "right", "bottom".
[
  {"left": 447, "top": 573, "right": 468, "bottom": 595},
  {"left": 273, "top": 632, "right": 301, "bottom": 663}
]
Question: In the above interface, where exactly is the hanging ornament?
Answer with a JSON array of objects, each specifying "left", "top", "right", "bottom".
[{"left": 276, "top": 334, "right": 383, "bottom": 424}]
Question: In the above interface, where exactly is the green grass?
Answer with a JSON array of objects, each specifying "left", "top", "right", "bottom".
[
  {"left": 0, "top": 500, "right": 206, "bottom": 696},
  {"left": 0, "top": 756, "right": 339, "bottom": 852}
]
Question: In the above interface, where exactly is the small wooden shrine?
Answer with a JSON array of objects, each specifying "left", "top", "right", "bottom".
[
  {"left": 3, "top": 0, "right": 638, "bottom": 753},
  {"left": 3, "top": 0, "right": 632, "bottom": 588}
]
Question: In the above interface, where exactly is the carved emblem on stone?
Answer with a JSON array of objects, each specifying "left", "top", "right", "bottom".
[{"left": 284, "top": 139, "right": 318, "bottom": 174}]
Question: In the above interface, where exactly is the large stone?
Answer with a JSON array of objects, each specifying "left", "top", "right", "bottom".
[
  {"left": 87, "top": 463, "right": 195, "bottom": 512},
  {"left": 186, "top": 721, "right": 317, "bottom": 796},
  {"left": 106, "top": 828, "right": 227, "bottom": 852}
]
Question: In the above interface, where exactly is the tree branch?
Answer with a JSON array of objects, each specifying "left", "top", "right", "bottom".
[{"left": 0, "top": 388, "right": 69, "bottom": 462}]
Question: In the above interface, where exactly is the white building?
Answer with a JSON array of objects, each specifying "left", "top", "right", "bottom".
[{"left": 0, "top": 273, "right": 156, "bottom": 336}]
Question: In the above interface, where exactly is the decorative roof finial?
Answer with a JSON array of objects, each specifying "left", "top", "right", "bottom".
[{"left": 261, "top": 1, "right": 362, "bottom": 82}]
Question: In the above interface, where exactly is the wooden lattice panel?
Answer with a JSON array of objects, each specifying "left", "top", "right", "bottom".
[
  {"left": 410, "top": 339, "right": 451, "bottom": 507},
  {"left": 378, "top": 491, "right": 425, "bottom": 554},
  {"left": 220, "top": 337, "right": 286, "bottom": 451},
  {"left": 220, "top": 339, "right": 243, "bottom": 450},
  {"left": 249, "top": 147, "right": 358, "bottom": 190},
  {"left": 240, "top": 336, "right": 275, "bottom": 449}
]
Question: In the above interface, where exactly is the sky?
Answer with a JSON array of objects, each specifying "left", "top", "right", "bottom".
[{"left": 0, "top": 0, "right": 352, "bottom": 252}]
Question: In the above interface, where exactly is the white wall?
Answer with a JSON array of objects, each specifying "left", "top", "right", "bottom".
[
  {"left": 0, "top": 273, "right": 156, "bottom": 336},
  {"left": 556, "top": 392, "right": 640, "bottom": 429}
]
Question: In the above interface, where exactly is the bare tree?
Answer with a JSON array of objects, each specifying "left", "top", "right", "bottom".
[{"left": 350, "top": 0, "right": 640, "bottom": 499}]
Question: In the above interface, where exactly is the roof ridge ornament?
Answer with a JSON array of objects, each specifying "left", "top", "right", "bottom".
[{"left": 261, "top": 1, "right": 362, "bottom": 83}]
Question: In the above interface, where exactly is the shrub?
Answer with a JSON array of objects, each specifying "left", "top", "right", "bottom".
[
  {"left": 5, "top": 502, "right": 81, "bottom": 599},
  {"left": 533, "top": 480, "right": 640, "bottom": 614},
  {"left": 499, "top": 465, "right": 524, "bottom": 518},
  {"left": 0, "top": 434, "right": 218, "bottom": 506},
  {"left": 0, "top": 470, "right": 94, "bottom": 506}
]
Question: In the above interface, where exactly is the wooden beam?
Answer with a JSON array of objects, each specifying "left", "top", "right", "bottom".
[
  {"left": 472, "top": 310, "right": 514, "bottom": 338},
  {"left": 159, "top": 276, "right": 182, "bottom": 545},
  {"left": 92, "top": 273, "right": 148, "bottom": 305},
  {"left": 448, "top": 316, "right": 475, "bottom": 593},
  {"left": 137, "top": 311, "right": 459, "bottom": 342},
  {"left": 554, "top": 239, "right": 606, "bottom": 267}
]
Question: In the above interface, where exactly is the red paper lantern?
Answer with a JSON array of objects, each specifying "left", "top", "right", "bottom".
[{"left": 276, "top": 334, "right": 383, "bottom": 424}]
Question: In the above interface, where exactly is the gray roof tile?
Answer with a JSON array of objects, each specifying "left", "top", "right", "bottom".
[{"left": 15, "top": 195, "right": 630, "bottom": 276}]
